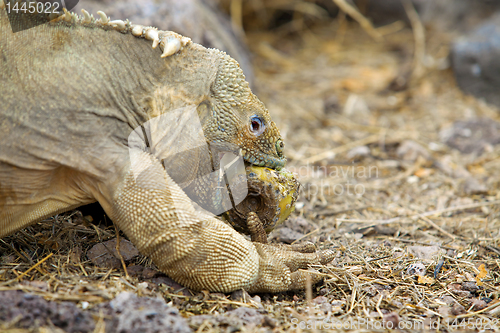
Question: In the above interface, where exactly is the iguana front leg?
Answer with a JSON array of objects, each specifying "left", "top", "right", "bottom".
[{"left": 111, "top": 151, "right": 333, "bottom": 293}]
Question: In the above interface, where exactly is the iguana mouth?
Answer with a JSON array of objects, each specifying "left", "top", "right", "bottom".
[{"left": 242, "top": 151, "right": 286, "bottom": 170}]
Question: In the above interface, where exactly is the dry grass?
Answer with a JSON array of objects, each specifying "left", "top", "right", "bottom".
[{"left": 1, "top": 3, "right": 500, "bottom": 332}]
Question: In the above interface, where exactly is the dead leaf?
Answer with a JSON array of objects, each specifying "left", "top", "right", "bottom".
[
  {"left": 414, "top": 168, "right": 434, "bottom": 178},
  {"left": 418, "top": 275, "right": 435, "bottom": 284},
  {"left": 476, "top": 264, "right": 488, "bottom": 286}
]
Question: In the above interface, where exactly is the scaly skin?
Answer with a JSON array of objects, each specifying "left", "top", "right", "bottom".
[{"left": 0, "top": 6, "right": 333, "bottom": 292}]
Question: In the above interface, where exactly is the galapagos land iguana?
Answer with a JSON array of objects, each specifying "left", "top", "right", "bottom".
[{"left": 0, "top": 3, "right": 334, "bottom": 293}]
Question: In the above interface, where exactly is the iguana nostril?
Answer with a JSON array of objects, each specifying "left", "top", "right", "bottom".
[{"left": 276, "top": 139, "right": 284, "bottom": 155}]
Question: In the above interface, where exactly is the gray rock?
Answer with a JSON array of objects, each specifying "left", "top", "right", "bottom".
[
  {"left": 405, "top": 263, "right": 426, "bottom": 277},
  {"left": 272, "top": 227, "right": 305, "bottom": 244},
  {"left": 397, "top": 140, "right": 430, "bottom": 162},
  {"left": 451, "top": 14, "right": 500, "bottom": 107},
  {"left": 108, "top": 292, "right": 192, "bottom": 333},
  {"left": 87, "top": 238, "right": 139, "bottom": 269},
  {"left": 440, "top": 118, "right": 500, "bottom": 154},
  {"left": 0, "top": 290, "right": 95, "bottom": 333},
  {"left": 362, "top": 0, "right": 500, "bottom": 31}
]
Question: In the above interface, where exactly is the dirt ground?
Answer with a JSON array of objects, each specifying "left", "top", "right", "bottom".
[{"left": 1, "top": 5, "right": 500, "bottom": 333}]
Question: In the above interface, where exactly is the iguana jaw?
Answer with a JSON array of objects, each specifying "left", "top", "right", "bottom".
[{"left": 241, "top": 149, "right": 286, "bottom": 170}]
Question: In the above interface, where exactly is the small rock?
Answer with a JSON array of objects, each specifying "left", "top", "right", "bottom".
[
  {"left": 437, "top": 306, "right": 451, "bottom": 318},
  {"left": 354, "top": 225, "right": 396, "bottom": 236},
  {"left": 383, "top": 312, "right": 400, "bottom": 329},
  {"left": 262, "top": 316, "right": 278, "bottom": 328},
  {"left": 451, "top": 303, "right": 466, "bottom": 316},
  {"left": 408, "top": 245, "right": 444, "bottom": 261},
  {"left": 397, "top": 140, "right": 430, "bottom": 162},
  {"left": 142, "top": 267, "right": 160, "bottom": 279},
  {"left": 320, "top": 302, "right": 332, "bottom": 313},
  {"left": 461, "top": 177, "right": 488, "bottom": 195},
  {"left": 462, "top": 281, "right": 479, "bottom": 292},
  {"left": 393, "top": 251, "right": 404, "bottom": 258},
  {"left": 0, "top": 290, "right": 95, "bottom": 333},
  {"left": 87, "top": 238, "right": 139, "bottom": 269},
  {"left": 151, "top": 276, "right": 191, "bottom": 296},
  {"left": 390, "top": 299, "right": 403, "bottom": 308},
  {"left": 439, "top": 295, "right": 456, "bottom": 306},
  {"left": 435, "top": 155, "right": 471, "bottom": 178},
  {"left": 347, "top": 146, "right": 371, "bottom": 160},
  {"left": 448, "top": 284, "right": 471, "bottom": 298},
  {"left": 230, "top": 289, "right": 252, "bottom": 303},
  {"left": 331, "top": 300, "right": 346, "bottom": 308},
  {"left": 312, "top": 296, "right": 328, "bottom": 305},
  {"left": 343, "top": 94, "right": 371, "bottom": 124},
  {"left": 208, "top": 293, "right": 226, "bottom": 301},
  {"left": 323, "top": 95, "right": 340, "bottom": 114},
  {"left": 251, "top": 295, "right": 262, "bottom": 305},
  {"left": 406, "top": 263, "right": 426, "bottom": 276},
  {"left": 126, "top": 265, "right": 144, "bottom": 277},
  {"left": 347, "top": 266, "right": 363, "bottom": 276},
  {"left": 440, "top": 118, "right": 500, "bottom": 154},
  {"left": 272, "top": 227, "right": 305, "bottom": 244},
  {"left": 469, "top": 298, "right": 488, "bottom": 310},
  {"left": 319, "top": 288, "right": 330, "bottom": 296}
]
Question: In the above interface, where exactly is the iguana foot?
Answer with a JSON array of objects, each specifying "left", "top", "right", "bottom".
[
  {"left": 246, "top": 211, "right": 267, "bottom": 243},
  {"left": 245, "top": 212, "right": 333, "bottom": 292},
  {"left": 248, "top": 242, "right": 335, "bottom": 293}
]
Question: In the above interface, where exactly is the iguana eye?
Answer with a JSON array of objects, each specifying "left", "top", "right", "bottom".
[{"left": 249, "top": 116, "right": 265, "bottom": 136}]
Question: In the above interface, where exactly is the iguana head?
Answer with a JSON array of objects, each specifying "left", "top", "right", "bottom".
[
  {"left": 131, "top": 30, "right": 285, "bottom": 170},
  {"left": 200, "top": 51, "right": 286, "bottom": 170}
]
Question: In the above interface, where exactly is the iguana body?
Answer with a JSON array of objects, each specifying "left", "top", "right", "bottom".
[{"left": 0, "top": 5, "right": 333, "bottom": 292}]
